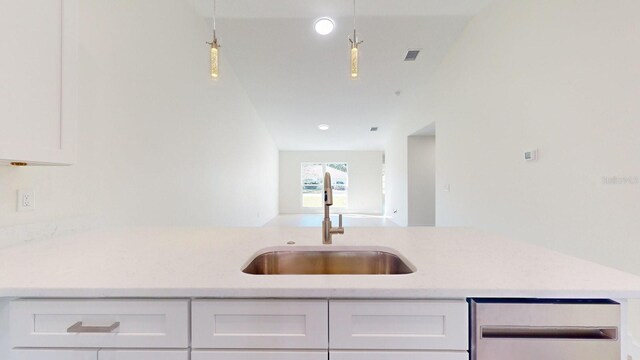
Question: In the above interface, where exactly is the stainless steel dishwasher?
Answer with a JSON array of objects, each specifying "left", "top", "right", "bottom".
[{"left": 471, "top": 299, "right": 620, "bottom": 360}]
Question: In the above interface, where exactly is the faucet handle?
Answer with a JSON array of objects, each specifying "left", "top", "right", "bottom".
[{"left": 329, "top": 214, "right": 345, "bottom": 237}]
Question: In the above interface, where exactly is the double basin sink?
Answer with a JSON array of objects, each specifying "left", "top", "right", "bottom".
[{"left": 242, "top": 246, "right": 416, "bottom": 275}]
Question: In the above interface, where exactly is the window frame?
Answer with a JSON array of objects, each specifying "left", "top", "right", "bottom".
[{"left": 300, "top": 162, "right": 349, "bottom": 209}]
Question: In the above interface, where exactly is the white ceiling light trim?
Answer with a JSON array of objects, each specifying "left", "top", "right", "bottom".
[
  {"left": 318, "top": 124, "right": 330, "bottom": 131},
  {"left": 314, "top": 17, "right": 335, "bottom": 35}
]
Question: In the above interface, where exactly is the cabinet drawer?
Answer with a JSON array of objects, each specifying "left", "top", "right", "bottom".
[
  {"left": 10, "top": 299, "right": 189, "bottom": 349},
  {"left": 192, "top": 300, "right": 328, "bottom": 349},
  {"left": 192, "top": 351, "right": 328, "bottom": 360},
  {"left": 330, "top": 351, "right": 469, "bottom": 360},
  {"left": 330, "top": 300, "right": 468, "bottom": 350},
  {"left": 11, "top": 350, "right": 97, "bottom": 360},
  {"left": 99, "top": 350, "right": 189, "bottom": 360}
]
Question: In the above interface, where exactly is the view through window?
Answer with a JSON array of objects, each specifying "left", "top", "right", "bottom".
[{"left": 301, "top": 162, "right": 348, "bottom": 208}]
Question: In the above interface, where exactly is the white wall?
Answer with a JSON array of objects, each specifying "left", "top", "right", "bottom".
[
  {"left": 0, "top": 299, "right": 8, "bottom": 360},
  {"left": 385, "top": 0, "right": 640, "bottom": 339},
  {"left": 0, "top": 0, "right": 278, "bottom": 231},
  {"left": 388, "top": 0, "right": 640, "bottom": 273},
  {"left": 408, "top": 136, "right": 436, "bottom": 226},
  {"left": 279, "top": 151, "right": 383, "bottom": 214}
]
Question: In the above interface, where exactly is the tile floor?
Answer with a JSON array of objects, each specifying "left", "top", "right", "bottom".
[{"left": 265, "top": 214, "right": 399, "bottom": 227}]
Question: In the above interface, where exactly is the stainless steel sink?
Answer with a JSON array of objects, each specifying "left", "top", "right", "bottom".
[{"left": 242, "top": 247, "right": 416, "bottom": 275}]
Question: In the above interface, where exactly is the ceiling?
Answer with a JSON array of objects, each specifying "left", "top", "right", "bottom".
[
  {"left": 412, "top": 123, "right": 437, "bottom": 136},
  {"left": 187, "top": 0, "right": 494, "bottom": 18},
  {"left": 187, "top": 0, "right": 494, "bottom": 150}
]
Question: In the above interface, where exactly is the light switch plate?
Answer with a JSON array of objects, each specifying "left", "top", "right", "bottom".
[{"left": 17, "top": 189, "right": 35, "bottom": 212}]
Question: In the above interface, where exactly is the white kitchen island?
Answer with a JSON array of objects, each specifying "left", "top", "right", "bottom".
[{"left": 0, "top": 227, "right": 639, "bottom": 359}]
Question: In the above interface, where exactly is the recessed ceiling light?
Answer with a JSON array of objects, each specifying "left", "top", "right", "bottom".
[
  {"left": 314, "top": 18, "right": 335, "bottom": 35},
  {"left": 318, "top": 124, "right": 330, "bottom": 131}
]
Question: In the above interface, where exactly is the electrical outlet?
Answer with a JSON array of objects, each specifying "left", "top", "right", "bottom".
[
  {"left": 17, "top": 189, "right": 35, "bottom": 212},
  {"left": 524, "top": 149, "right": 538, "bottom": 161}
]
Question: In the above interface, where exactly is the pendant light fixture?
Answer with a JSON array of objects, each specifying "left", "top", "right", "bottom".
[
  {"left": 206, "top": 0, "right": 220, "bottom": 79},
  {"left": 348, "top": 0, "right": 363, "bottom": 79}
]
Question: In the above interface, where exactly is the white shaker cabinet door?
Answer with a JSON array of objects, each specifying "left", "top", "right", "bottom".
[
  {"left": 10, "top": 299, "right": 190, "bottom": 349},
  {"left": 98, "top": 350, "right": 189, "bottom": 360},
  {"left": 330, "top": 300, "right": 468, "bottom": 351},
  {"left": 11, "top": 350, "right": 97, "bottom": 360},
  {"left": 330, "top": 351, "right": 469, "bottom": 360},
  {"left": 0, "top": 0, "right": 78, "bottom": 165},
  {"left": 192, "top": 300, "right": 328, "bottom": 350},
  {"left": 192, "top": 351, "right": 328, "bottom": 360}
]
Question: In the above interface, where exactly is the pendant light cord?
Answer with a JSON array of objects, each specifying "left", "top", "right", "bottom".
[
  {"left": 213, "top": 0, "right": 217, "bottom": 36},
  {"left": 353, "top": 0, "right": 356, "bottom": 31},
  {"left": 350, "top": 0, "right": 361, "bottom": 45}
]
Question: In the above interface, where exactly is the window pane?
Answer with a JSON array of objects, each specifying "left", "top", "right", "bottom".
[
  {"left": 326, "top": 162, "right": 348, "bottom": 208},
  {"left": 301, "top": 163, "right": 323, "bottom": 208}
]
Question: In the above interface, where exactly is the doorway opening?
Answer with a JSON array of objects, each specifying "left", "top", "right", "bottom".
[{"left": 407, "top": 123, "right": 436, "bottom": 226}]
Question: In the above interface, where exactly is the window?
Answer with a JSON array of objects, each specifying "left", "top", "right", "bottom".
[{"left": 301, "top": 162, "right": 348, "bottom": 208}]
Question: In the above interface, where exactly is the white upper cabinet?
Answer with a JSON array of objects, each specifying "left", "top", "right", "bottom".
[{"left": 0, "top": 0, "right": 78, "bottom": 165}]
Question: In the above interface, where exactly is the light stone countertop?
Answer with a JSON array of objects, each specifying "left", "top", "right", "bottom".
[{"left": 0, "top": 226, "right": 639, "bottom": 299}]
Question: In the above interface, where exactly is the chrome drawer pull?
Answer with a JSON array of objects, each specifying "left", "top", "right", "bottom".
[{"left": 67, "top": 321, "right": 120, "bottom": 333}]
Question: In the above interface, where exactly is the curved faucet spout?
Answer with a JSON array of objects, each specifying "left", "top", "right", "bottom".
[
  {"left": 324, "top": 172, "right": 333, "bottom": 206},
  {"left": 322, "top": 172, "right": 344, "bottom": 244}
]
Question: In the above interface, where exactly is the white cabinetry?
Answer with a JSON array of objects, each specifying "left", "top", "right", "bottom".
[
  {"left": 10, "top": 299, "right": 189, "bottom": 349},
  {"left": 9, "top": 300, "right": 189, "bottom": 359},
  {"left": 329, "top": 300, "right": 469, "bottom": 360},
  {"left": 98, "top": 350, "right": 189, "bottom": 360},
  {"left": 11, "top": 350, "right": 188, "bottom": 360},
  {"left": 192, "top": 351, "right": 328, "bottom": 360},
  {"left": 330, "top": 352, "right": 469, "bottom": 360},
  {"left": 8, "top": 298, "right": 470, "bottom": 359},
  {"left": 0, "top": 0, "right": 78, "bottom": 165},
  {"left": 330, "top": 300, "right": 468, "bottom": 350},
  {"left": 191, "top": 300, "right": 329, "bottom": 360},
  {"left": 191, "top": 300, "right": 328, "bottom": 350},
  {"left": 11, "top": 350, "right": 96, "bottom": 360}
]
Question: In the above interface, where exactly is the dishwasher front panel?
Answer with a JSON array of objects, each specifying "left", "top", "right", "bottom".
[{"left": 470, "top": 299, "right": 620, "bottom": 360}]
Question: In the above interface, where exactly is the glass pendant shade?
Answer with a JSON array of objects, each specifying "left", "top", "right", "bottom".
[
  {"left": 350, "top": 45, "right": 359, "bottom": 78},
  {"left": 210, "top": 41, "right": 219, "bottom": 79},
  {"left": 349, "top": 0, "right": 362, "bottom": 79},
  {"left": 208, "top": 0, "right": 220, "bottom": 80}
]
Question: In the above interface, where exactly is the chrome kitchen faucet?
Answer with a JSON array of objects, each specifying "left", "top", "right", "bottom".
[{"left": 322, "top": 172, "right": 345, "bottom": 244}]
